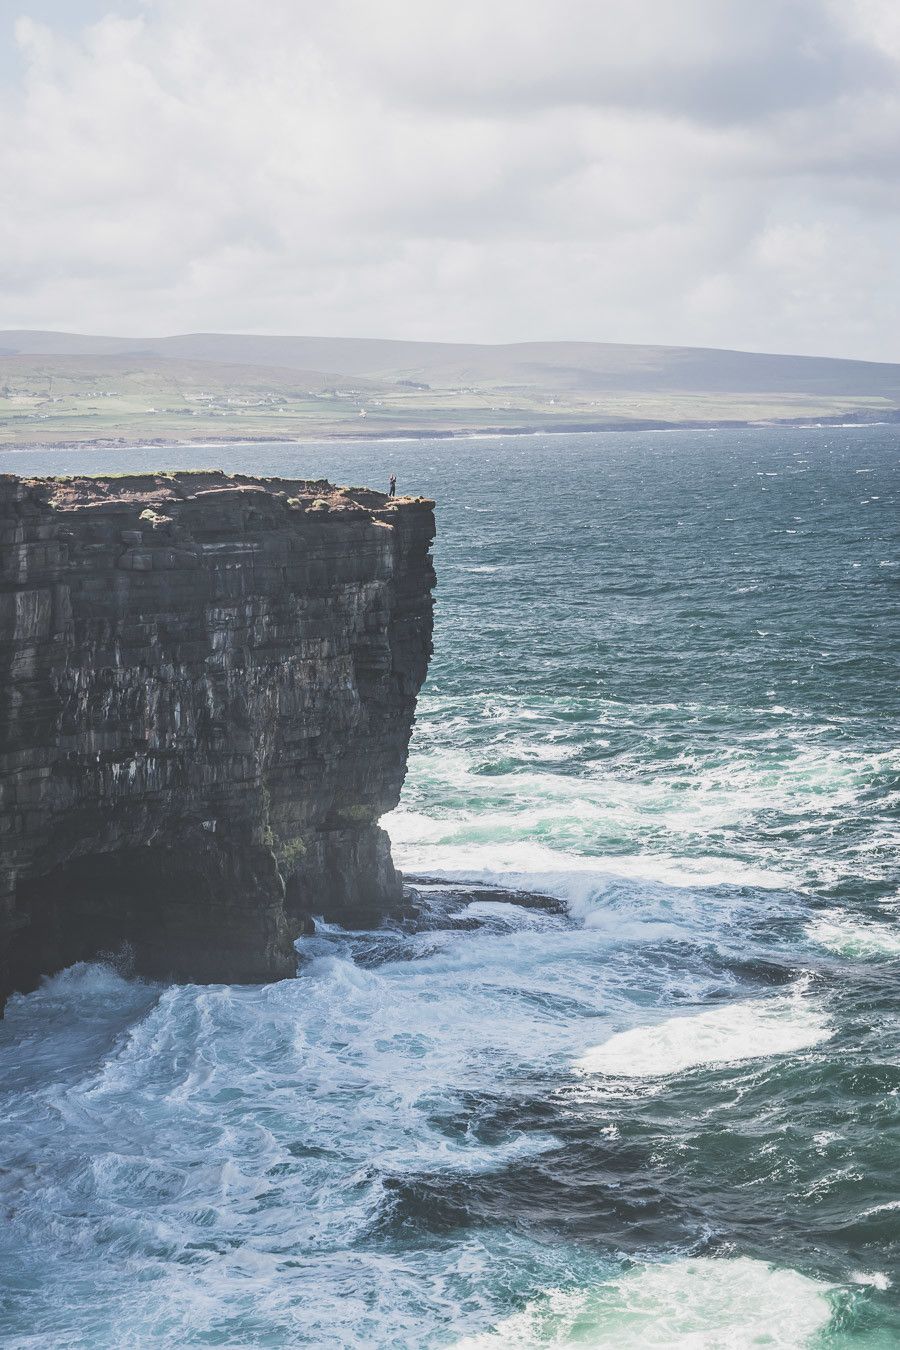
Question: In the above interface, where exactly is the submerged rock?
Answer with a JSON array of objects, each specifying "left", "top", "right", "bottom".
[{"left": 0, "top": 471, "right": 435, "bottom": 1007}]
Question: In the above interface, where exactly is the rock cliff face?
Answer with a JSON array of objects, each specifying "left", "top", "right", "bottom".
[{"left": 0, "top": 472, "right": 435, "bottom": 1008}]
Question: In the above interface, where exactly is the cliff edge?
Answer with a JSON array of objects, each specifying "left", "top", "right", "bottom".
[{"left": 0, "top": 471, "right": 435, "bottom": 1008}]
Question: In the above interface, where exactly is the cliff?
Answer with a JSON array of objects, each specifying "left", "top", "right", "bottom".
[{"left": 0, "top": 471, "right": 435, "bottom": 1008}]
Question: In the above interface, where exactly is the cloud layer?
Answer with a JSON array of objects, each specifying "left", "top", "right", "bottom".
[{"left": 2, "top": 0, "right": 900, "bottom": 357}]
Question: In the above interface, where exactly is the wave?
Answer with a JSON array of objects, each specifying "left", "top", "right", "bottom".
[
  {"left": 807, "top": 911, "right": 900, "bottom": 960},
  {"left": 393, "top": 831, "right": 794, "bottom": 893},
  {"left": 392, "top": 833, "right": 800, "bottom": 949},
  {"left": 395, "top": 725, "right": 898, "bottom": 895},
  {"left": 455, "top": 1256, "right": 835, "bottom": 1347},
  {"left": 574, "top": 993, "right": 830, "bottom": 1078}
]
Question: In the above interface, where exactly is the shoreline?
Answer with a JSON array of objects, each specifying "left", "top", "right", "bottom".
[{"left": 1, "top": 408, "right": 899, "bottom": 454}]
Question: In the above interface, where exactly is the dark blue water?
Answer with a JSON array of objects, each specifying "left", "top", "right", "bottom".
[{"left": 0, "top": 428, "right": 898, "bottom": 1346}]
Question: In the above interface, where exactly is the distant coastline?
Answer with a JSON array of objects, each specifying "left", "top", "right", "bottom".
[
  {"left": 4, "top": 332, "right": 900, "bottom": 455},
  {"left": 3, "top": 407, "right": 900, "bottom": 456}
]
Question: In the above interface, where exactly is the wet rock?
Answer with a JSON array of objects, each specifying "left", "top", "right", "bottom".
[{"left": 404, "top": 878, "right": 567, "bottom": 916}]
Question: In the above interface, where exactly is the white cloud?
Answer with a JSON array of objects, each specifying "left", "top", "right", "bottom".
[{"left": 0, "top": 0, "right": 899, "bottom": 358}]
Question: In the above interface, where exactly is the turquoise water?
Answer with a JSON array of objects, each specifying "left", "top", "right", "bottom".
[{"left": 0, "top": 428, "right": 898, "bottom": 1346}]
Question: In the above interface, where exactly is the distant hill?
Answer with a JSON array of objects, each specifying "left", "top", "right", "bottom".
[
  {"left": 4, "top": 330, "right": 900, "bottom": 398},
  {"left": 1, "top": 331, "right": 899, "bottom": 446}
]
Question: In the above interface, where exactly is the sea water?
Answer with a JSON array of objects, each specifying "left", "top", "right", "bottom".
[{"left": 0, "top": 427, "right": 897, "bottom": 1347}]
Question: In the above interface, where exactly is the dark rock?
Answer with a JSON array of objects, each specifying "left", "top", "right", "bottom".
[
  {"left": 0, "top": 471, "right": 436, "bottom": 1009},
  {"left": 403, "top": 878, "right": 567, "bottom": 916}
]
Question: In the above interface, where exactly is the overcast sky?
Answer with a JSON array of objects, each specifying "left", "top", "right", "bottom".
[{"left": 2, "top": 0, "right": 900, "bottom": 358}]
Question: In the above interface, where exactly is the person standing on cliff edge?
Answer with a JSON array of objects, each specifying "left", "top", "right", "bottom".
[{"left": 388, "top": 474, "right": 396, "bottom": 498}]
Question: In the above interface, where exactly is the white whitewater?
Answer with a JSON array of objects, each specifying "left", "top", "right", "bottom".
[
  {"left": 574, "top": 996, "right": 831, "bottom": 1078},
  {"left": 456, "top": 1256, "right": 835, "bottom": 1348}
]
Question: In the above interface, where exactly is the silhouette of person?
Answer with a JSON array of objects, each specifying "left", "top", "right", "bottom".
[{"left": 388, "top": 474, "right": 397, "bottom": 498}]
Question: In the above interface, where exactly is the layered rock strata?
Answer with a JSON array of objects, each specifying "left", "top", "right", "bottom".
[{"left": 0, "top": 472, "right": 435, "bottom": 1008}]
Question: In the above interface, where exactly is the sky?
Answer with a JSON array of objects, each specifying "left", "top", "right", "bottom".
[{"left": 1, "top": 0, "right": 900, "bottom": 359}]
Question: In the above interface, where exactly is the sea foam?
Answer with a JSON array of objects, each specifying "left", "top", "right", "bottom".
[
  {"left": 574, "top": 995, "right": 830, "bottom": 1078},
  {"left": 808, "top": 911, "right": 900, "bottom": 960},
  {"left": 455, "top": 1256, "right": 834, "bottom": 1347}
]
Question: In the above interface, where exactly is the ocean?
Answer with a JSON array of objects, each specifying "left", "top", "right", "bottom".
[{"left": 0, "top": 427, "right": 898, "bottom": 1347}]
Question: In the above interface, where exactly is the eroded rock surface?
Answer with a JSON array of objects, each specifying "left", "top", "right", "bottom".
[{"left": 0, "top": 471, "right": 435, "bottom": 1007}]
